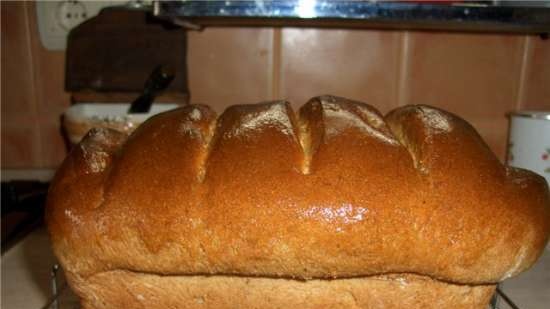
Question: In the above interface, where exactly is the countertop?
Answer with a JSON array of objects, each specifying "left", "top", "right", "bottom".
[{"left": 1, "top": 227, "right": 549, "bottom": 309}]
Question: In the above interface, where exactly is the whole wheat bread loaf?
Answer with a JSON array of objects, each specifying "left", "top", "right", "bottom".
[{"left": 46, "top": 95, "right": 550, "bottom": 309}]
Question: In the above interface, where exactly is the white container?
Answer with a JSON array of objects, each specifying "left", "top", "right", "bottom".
[
  {"left": 63, "top": 103, "right": 180, "bottom": 144},
  {"left": 507, "top": 111, "right": 550, "bottom": 184}
]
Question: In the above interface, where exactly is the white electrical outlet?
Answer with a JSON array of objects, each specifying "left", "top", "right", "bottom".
[
  {"left": 57, "top": 0, "right": 89, "bottom": 31},
  {"left": 36, "top": 1, "right": 124, "bottom": 50}
]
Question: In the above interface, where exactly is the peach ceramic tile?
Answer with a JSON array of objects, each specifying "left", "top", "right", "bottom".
[
  {"left": 37, "top": 122, "right": 69, "bottom": 168},
  {"left": 33, "top": 50, "right": 71, "bottom": 117},
  {"left": 520, "top": 36, "right": 550, "bottom": 110},
  {"left": 1, "top": 1, "right": 36, "bottom": 119},
  {"left": 402, "top": 31, "right": 524, "bottom": 119},
  {"left": 280, "top": 28, "right": 401, "bottom": 113},
  {"left": 1, "top": 125, "right": 39, "bottom": 168},
  {"left": 468, "top": 118, "right": 510, "bottom": 161},
  {"left": 187, "top": 27, "right": 273, "bottom": 113},
  {"left": 402, "top": 32, "right": 525, "bottom": 161},
  {"left": 26, "top": 2, "right": 71, "bottom": 119}
]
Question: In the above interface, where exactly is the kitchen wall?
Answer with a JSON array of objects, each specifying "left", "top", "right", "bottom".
[
  {"left": 2, "top": 1, "right": 70, "bottom": 170},
  {"left": 2, "top": 1, "right": 549, "bottom": 170}
]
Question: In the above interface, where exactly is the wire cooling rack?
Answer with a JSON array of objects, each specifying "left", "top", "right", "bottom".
[{"left": 41, "top": 264, "right": 520, "bottom": 309}]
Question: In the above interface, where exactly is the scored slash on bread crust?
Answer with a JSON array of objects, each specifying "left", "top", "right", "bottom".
[{"left": 46, "top": 95, "right": 550, "bottom": 308}]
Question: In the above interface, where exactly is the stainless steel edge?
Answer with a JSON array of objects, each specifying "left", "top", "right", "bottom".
[
  {"left": 510, "top": 111, "right": 550, "bottom": 120},
  {"left": 154, "top": 0, "right": 550, "bottom": 33}
]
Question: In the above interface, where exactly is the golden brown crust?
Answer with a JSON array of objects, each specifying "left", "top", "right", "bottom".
[{"left": 47, "top": 96, "right": 550, "bottom": 291}]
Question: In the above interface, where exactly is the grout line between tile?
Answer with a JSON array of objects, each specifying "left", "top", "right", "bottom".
[
  {"left": 266, "top": 29, "right": 274, "bottom": 100},
  {"left": 271, "top": 28, "right": 282, "bottom": 100},
  {"left": 396, "top": 31, "right": 410, "bottom": 107},
  {"left": 515, "top": 35, "right": 531, "bottom": 111},
  {"left": 23, "top": 1, "right": 43, "bottom": 168}
]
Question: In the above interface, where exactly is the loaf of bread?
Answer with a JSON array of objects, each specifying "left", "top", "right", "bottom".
[{"left": 47, "top": 95, "right": 550, "bottom": 309}]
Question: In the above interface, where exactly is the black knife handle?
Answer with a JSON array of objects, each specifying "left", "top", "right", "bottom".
[{"left": 128, "top": 65, "right": 175, "bottom": 114}]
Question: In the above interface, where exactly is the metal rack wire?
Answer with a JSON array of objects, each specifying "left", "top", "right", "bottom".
[{"left": 41, "top": 264, "right": 521, "bottom": 309}]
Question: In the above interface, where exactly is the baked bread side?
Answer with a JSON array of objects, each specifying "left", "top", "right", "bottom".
[{"left": 71, "top": 272, "right": 496, "bottom": 309}]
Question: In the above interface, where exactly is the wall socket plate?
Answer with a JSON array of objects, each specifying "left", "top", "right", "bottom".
[{"left": 35, "top": 1, "right": 124, "bottom": 50}]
